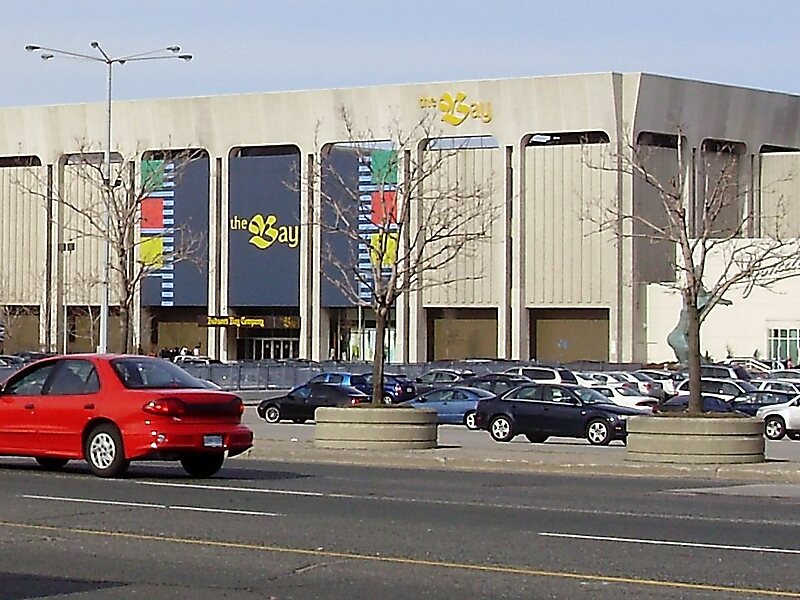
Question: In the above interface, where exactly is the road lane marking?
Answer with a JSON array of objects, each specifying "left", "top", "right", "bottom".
[
  {"left": 21, "top": 494, "right": 282, "bottom": 517},
  {"left": 540, "top": 532, "right": 800, "bottom": 555},
  {"left": 135, "top": 481, "right": 800, "bottom": 527},
  {"left": 0, "top": 520, "right": 798, "bottom": 598},
  {"left": 170, "top": 506, "right": 282, "bottom": 517},
  {"left": 23, "top": 495, "right": 163, "bottom": 509}
]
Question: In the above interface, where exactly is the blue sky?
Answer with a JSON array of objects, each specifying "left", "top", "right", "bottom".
[{"left": 2, "top": 0, "right": 798, "bottom": 108}]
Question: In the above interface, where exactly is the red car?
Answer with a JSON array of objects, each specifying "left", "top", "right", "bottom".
[{"left": 0, "top": 354, "right": 253, "bottom": 478}]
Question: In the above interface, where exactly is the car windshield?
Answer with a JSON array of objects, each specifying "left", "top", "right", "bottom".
[
  {"left": 112, "top": 357, "right": 207, "bottom": 389},
  {"left": 573, "top": 387, "right": 609, "bottom": 404}
]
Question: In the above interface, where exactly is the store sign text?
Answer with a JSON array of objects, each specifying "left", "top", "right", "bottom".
[
  {"left": 741, "top": 255, "right": 800, "bottom": 298},
  {"left": 230, "top": 213, "right": 300, "bottom": 250},
  {"left": 419, "top": 91, "right": 493, "bottom": 126}
]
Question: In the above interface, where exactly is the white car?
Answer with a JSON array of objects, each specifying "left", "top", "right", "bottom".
[
  {"left": 636, "top": 369, "right": 681, "bottom": 396},
  {"left": 675, "top": 377, "right": 756, "bottom": 402},
  {"left": 590, "top": 384, "right": 657, "bottom": 412},
  {"left": 768, "top": 369, "right": 800, "bottom": 381},
  {"left": 606, "top": 371, "right": 665, "bottom": 400},
  {"left": 752, "top": 379, "right": 800, "bottom": 395},
  {"left": 757, "top": 397, "right": 800, "bottom": 440}
]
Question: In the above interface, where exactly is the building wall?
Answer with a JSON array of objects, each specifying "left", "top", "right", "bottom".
[{"left": 2, "top": 73, "right": 800, "bottom": 360}]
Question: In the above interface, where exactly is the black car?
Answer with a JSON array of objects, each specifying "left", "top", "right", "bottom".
[
  {"left": 656, "top": 394, "right": 735, "bottom": 414},
  {"left": 257, "top": 383, "right": 368, "bottom": 423},
  {"left": 363, "top": 373, "right": 418, "bottom": 403},
  {"left": 474, "top": 383, "right": 643, "bottom": 446},
  {"left": 728, "top": 390, "right": 799, "bottom": 416},
  {"left": 414, "top": 368, "right": 476, "bottom": 394},
  {"left": 464, "top": 372, "right": 530, "bottom": 396}
]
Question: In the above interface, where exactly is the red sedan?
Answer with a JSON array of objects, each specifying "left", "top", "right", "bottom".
[{"left": 0, "top": 354, "right": 253, "bottom": 478}]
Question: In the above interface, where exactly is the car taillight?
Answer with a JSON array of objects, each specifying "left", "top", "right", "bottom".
[
  {"left": 350, "top": 397, "right": 363, "bottom": 405},
  {"left": 395, "top": 384, "right": 403, "bottom": 395},
  {"left": 143, "top": 398, "right": 186, "bottom": 416}
]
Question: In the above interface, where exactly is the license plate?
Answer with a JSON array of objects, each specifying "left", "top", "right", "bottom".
[
  {"left": 203, "top": 435, "right": 224, "bottom": 448},
  {"left": 406, "top": 387, "right": 413, "bottom": 393}
]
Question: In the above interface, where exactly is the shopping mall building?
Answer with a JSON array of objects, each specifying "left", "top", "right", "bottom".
[{"left": 2, "top": 72, "right": 800, "bottom": 364}]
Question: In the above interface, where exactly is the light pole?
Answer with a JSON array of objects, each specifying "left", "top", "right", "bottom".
[{"left": 26, "top": 42, "right": 191, "bottom": 353}]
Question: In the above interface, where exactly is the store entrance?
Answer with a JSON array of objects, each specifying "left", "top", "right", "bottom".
[{"left": 239, "top": 336, "right": 300, "bottom": 360}]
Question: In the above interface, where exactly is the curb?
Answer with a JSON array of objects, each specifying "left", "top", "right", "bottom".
[{"left": 230, "top": 439, "right": 800, "bottom": 482}]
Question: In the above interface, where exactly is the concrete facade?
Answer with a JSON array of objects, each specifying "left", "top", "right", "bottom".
[{"left": 1, "top": 72, "right": 800, "bottom": 363}]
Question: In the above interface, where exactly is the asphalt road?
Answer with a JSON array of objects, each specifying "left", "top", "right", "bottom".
[{"left": 1, "top": 457, "right": 799, "bottom": 599}]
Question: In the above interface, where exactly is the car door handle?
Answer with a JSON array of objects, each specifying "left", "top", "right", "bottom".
[
  {"left": 84, "top": 403, "right": 95, "bottom": 410},
  {"left": 24, "top": 403, "right": 34, "bottom": 410}
]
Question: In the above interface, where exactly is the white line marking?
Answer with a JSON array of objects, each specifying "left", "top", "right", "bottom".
[
  {"left": 23, "top": 495, "right": 163, "bottom": 509},
  {"left": 170, "top": 506, "right": 282, "bottom": 517},
  {"left": 539, "top": 532, "right": 800, "bottom": 555},
  {"left": 138, "top": 481, "right": 326, "bottom": 496},
  {"left": 22, "top": 495, "right": 282, "bottom": 517},
  {"left": 134, "top": 481, "right": 800, "bottom": 528}
]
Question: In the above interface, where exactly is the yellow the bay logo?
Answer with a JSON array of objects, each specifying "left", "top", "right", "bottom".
[
  {"left": 230, "top": 214, "right": 299, "bottom": 250},
  {"left": 419, "top": 91, "right": 493, "bottom": 126}
]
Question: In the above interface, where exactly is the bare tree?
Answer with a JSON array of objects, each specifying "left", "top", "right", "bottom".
[
  {"left": 20, "top": 146, "right": 206, "bottom": 352},
  {"left": 313, "top": 108, "right": 499, "bottom": 405},
  {"left": 588, "top": 130, "right": 800, "bottom": 414}
]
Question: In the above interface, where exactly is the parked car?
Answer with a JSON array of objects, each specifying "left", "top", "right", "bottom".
[
  {"left": 635, "top": 369, "right": 683, "bottom": 396},
  {"left": 656, "top": 394, "right": 737, "bottom": 414},
  {"left": 674, "top": 378, "right": 756, "bottom": 402},
  {"left": 728, "top": 390, "right": 799, "bottom": 416},
  {"left": 698, "top": 364, "right": 752, "bottom": 381},
  {"left": 605, "top": 371, "right": 665, "bottom": 400},
  {"left": 363, "top": 373, "right": 418, "bottom": 403},
  {"left": 414, "top": 368, "right": 476, "bottom": 394},
  {"left": 589, "top": 384, "right": 658, "bottom": 411},
  {"left": 474, "top": 383, "right": 643, "bottom": 445},
  {"left": 767, "top": 369, "right": 800, "bottom": 381},
  {"left": 502, "top": 366, "right": 578, "bottom": 385},
  {"left": 172, "top": 355, "right": 223, "bottom": 366},
  {"left": 0, "top": 354, "right": 25, "bottom": 366},
  {"left": 403, "top": 386, "right": 496, "bottom": 429},
  {"left": 462, "top": 372, "right": 530, "bottom": 395},
  {"left": 0, "top": 354, "right": 253, "bottom": 478},
  {"left": 757, "top": 396, "right": 800, "bottom": 440},
  {"left": 257, "top": 382, "right": 368, "bottom": 423},
  {"left": 752, "top": 379, "right": 800, "bottom": 395}
]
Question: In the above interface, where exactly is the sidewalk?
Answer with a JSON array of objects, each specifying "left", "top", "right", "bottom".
[{"left": 234, "top": 436, "right": 800, "bottom": 483}]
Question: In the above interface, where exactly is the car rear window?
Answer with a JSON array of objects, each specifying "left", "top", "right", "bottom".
[
  {"left": 558, "top": 370, "right": 578, "bottom": 384},
  {"left": 112, "top": 357, "right": 206, "bottom": 389}
]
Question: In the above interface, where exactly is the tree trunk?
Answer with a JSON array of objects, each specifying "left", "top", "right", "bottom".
[
  {"left": 371, "top": 305, "right": 387, "bottom": 406},
  {"left": 686, "top": 291, "right": 703, "bottom": 415}
]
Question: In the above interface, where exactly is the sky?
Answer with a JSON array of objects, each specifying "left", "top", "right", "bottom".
[{"left": 2, "top": 0, "right": 798, "bottom": 108}]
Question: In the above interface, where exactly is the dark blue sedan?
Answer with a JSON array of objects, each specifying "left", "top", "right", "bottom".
[{"left": 403, "top": 386, "right": 496, "bottom": 429}]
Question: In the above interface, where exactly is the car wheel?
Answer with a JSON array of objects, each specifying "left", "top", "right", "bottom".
[
  {"left": 292, "top": 418, "right": 307, "bottom": 424},
  {"left": 84, "top": 424, "right": 129, "bottom": 478},
  {"left": 464, "top": 411, "right": 477, "bottom": 430},
  {"left": 382, "top": 394, "right": 393, "bottom": 405},
  {"left": 35, "top": 457, "right": 69, "bottom": 471},
  {"left": 489, "top": 416, "right": 514, "bottom": 442},
  {"left": 524, "top": 434, "right": 548, "bottom": 443},
  {"left": 263, "top": 405, "right": 281, "bottom": 423},
  {"left": 586, "top": 419, "right": 611, "bottom": 446},
  {"left": 765, "top": 416, "right": 787, "bottom": 440},
  {"left": 180, "top": 453, "right": 225, "bottom": 478}
]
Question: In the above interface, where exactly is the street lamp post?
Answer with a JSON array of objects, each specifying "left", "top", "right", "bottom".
[{"left": 26, "top": 42, "right": 191, "bottom": 353}]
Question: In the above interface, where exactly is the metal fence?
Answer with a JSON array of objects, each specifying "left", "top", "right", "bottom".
[{"left": 0, "top": 358, "right": 645, "bottom": 392}]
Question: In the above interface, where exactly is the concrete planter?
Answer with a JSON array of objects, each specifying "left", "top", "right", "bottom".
[
  {"left": 314, "top": 407, "right": 438, "bottom": 449},
  {"left": 626, "top": 416, "right": 765, "bottom": 464}
]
